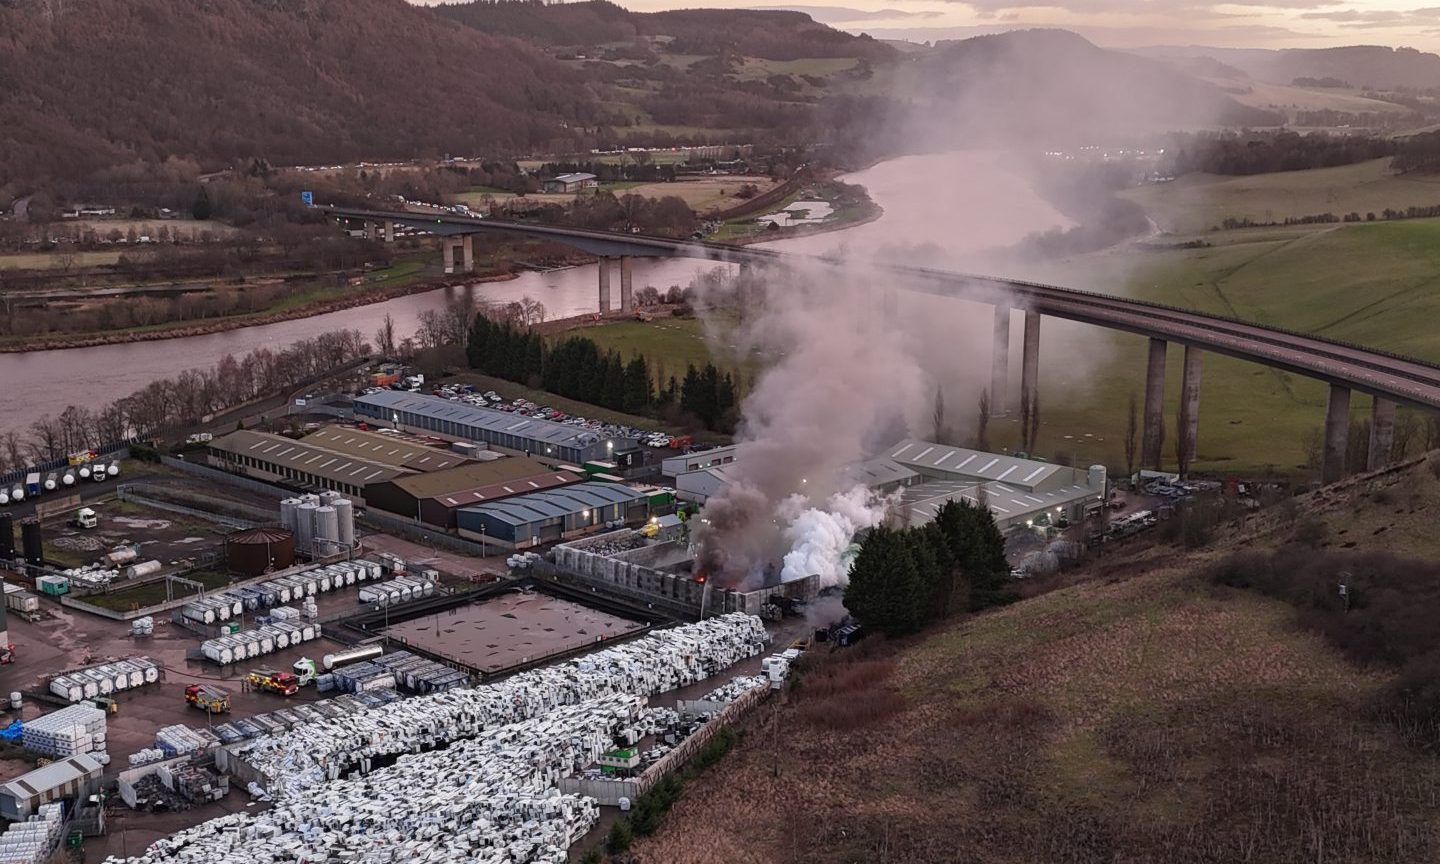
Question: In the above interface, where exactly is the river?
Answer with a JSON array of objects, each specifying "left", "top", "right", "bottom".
[{"left": 0, "top": 151, "right": 1067, "bottom": 435}]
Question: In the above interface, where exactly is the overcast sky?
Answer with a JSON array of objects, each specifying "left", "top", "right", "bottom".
[{"left": 594, "top": 0, "right": 1440, "bottom": 51}]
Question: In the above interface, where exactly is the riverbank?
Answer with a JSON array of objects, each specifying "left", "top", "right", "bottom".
[{"left": 0, "top": 270, "right": 518, "bottom": 353}]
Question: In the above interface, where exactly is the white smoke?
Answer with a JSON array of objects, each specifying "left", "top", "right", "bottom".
[{"left": 777, "top": 485, "right": 894, "bottom": 587}]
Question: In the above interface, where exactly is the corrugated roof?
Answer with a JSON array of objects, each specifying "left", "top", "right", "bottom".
[
  {"left": 357, "top": 391, "right": 616, "bottom": 451},
  {"left": 899, "top": 477, "right": 1098, "bottom": 525},
  {"left": 302, "top": 427, "right": 470, "bottom": 472},
  {"left": 551, "top": 172, "right": 596, "bottom": 183},
  {"left": 210, "top": 430, "right": 406, "bottom": 487},
  {"left": 459, "top": 481, "right": 643, "bottom": 528},
  {"left": 887, "top": 439, "right": 1067, "bottom": 492},
  {"left": 0, "top": 753, "right": 102, "bottom": 800},
  {"left": 383, "top": 457, "right": 582, "bottom": 502}
]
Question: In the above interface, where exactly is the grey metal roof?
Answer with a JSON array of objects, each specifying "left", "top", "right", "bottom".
[
  {"left": 551, "top": 172, "right": 597, "bottom": 183},
  {"left": 900, "top": 477, "right": 1099, "bottom": 525},
  {"left": 210, "top": 430, "right": 406, "bottom": 486},
  {"left": 887, "top": 439, "right": 1067, "bottom": 492},
  {"left": 838, "top": 456, "right": 919, "bottom": 488},
  {"left": 0, "top": 753, "right": 102, "bottom": 799},
  {"left": 357, "top": 392, "right": 615, "bottom": 451},
  {"left": 460, "top": 481, "right": 643, "bottom": 528}
]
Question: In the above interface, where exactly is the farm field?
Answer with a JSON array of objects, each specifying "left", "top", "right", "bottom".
[{"left": 1122, "top": 158, "right": 1440, "bottom": 233}]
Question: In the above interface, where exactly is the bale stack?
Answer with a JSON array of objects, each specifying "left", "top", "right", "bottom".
[{"left": 22, "top": 704, "right": 106, "bottom": 758}]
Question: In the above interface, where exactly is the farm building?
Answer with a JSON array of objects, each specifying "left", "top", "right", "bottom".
[
  {"left": 354, "top": 391, "right": 622, "bottom": 466},
  {"left": 541, "top": 172, "right": 598, "bottom": 194},
  {"left": 456, "top": 482, "right": 649, "bottom": 549},
  {"left": 365, "top": 458, "right": 584, "bottom": 529}
]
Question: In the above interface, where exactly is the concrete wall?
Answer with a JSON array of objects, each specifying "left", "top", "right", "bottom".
[{"left": 116, "top": 754, "right": 194, "bottom": 810}]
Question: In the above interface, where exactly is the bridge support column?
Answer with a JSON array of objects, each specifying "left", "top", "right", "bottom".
[
  {"left": 364, "top": 221, "right": 377, "bottom": 241},
  {"left": 1142, "top": 338, "right": 1167, "bottom": 470},
  {"left": 1177, "top": 345, "right": 1202, "bottom": 474},
  {"left": 441, "top": 238, "right": 457, "bottom": 274},
  {"left": 991, "top": 305, "right": 1010, "bottom": 415},
  {"left": 1368, "top": 396, "right": 1396, "bottom": 472},
  {"left": 620, "top": 256, "right": 634, "bottom": 313},
  {"left": 461, "top": 235, "right": 475, "bottom": 273},
  {"left": 1323, "top": 383, "right": 1351, "bottom": 484},
  {"left": 384, "top": 221, "right": 395, "bottom": 243},
  {"left": 598, "top": 258, "right": 612, "bottom": 313},
  {"left": 1020, "top": 311, "right": 1040, "bottom": 420}
]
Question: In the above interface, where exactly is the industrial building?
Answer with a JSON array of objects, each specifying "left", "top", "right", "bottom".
[
  {"left": 354, "top": 391, "right": 622, "bottom": 466},
  {"left": 661, "top": 445, "right": 739, "bottom": 479},
  {"left": 207, "top": 427, "right": 475, "bottom": 502},
  {"left": 0, "top": 753, "right": 104, "bottom": 820},
  {"left": 456, "top": 482, "right": 649, "bottom": 549},
  {"left": 365, "top": 458, "right": 584, "bottom": 529},
  {"left": 674, "top": 454, "right": 918, "bottom": 504},
  {"left": 885, "top": 439, "right": 1106, "bottom": 531}
]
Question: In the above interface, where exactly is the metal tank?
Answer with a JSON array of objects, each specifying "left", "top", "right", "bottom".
[
  {"left": 0, "top": 513, "right": 15, "bottom": 559},
  {"left": 225, "top": 527, "right": 295, "bottom": 578},
  {"left": 313, "top": 506, "right": 340, "bottom": 554},
  {"left": 20, "top": 520, "right": 42, "bottom": 566},
  {"left": 333, "top": 498, "right": 355, "bottom": 551},
  {"left": 295, "top": 502, "right": 318, "bottom": 557}
]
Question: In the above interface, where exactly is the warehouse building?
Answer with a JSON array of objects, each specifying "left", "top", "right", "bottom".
[
  {"left": 354, "top": 391, "right": 621, "bottom": 466},
  {"left": 365, "top": 458, "right": 584, "bottom": 529},
  {"left": 885, "top": 439, "right": 1106, "bottom": 532},
  {"left": 208, "top": 430, "right": 407, "bottom": 499},
  {"left": 675, "top": 455, "right": 918, "bottom": 504},
  {"left": 0, "top": 753, "right": 104, "bottom": 820},
  {"left": 456, "top": 482, "right": 648, "bottom": 549},
  {"left": 661, "top": 445, "right": 739, "bottom": 479},
  {"left": 299, "top": 427, "right": 474, "bottom": 473}
]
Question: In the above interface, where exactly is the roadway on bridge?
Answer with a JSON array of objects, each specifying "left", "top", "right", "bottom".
[{"left": 326, "top": 206, "right": 1440, "bottom": 411}]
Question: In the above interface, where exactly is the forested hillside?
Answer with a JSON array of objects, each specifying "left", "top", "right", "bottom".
[{"left": 0, "top": 0, "right": 599, "bottom": 185}]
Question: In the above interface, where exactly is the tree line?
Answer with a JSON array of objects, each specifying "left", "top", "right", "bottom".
[
  {"left": 466, "top": 315, "right": 737, "bottom": 431},
  {"left": 844, "top": 499, "right": 1011, "bottom": 638},
  {"left": 1166, "top": 131, "right": 1397, "bottom": 177},
  {"left": 0, "top": 330, "right": 368, "bottom": 475},
  {"left": 1217, "top": 202, "right": 1440, "bottom": 231}
]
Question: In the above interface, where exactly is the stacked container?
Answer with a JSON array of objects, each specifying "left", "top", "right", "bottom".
[{"left": 21, "top": 704, "right": 106, "bottom": 757}]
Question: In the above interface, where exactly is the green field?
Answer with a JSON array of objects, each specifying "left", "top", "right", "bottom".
[{"left": 1123, "top": 159, "right": 1440, "bottom": 233}]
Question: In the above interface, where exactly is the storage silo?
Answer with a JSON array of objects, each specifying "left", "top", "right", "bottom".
[
  {"left": 0, "top": 513, "right": 15, "bottom": 560},
  {"left": 295, "top": 501, "right": 318, "bottom": 557},
  {"left": 225, "top": 527, "right": 295, "bottom": 578},
  {"left": 319, "top": 490, "right": 343, "bottom": 506},
  {"left": 20, "top": 520, "right": 43, "bottom": 566},
  {"left": 333, "top": 498, "right": 354, "bottom": 550},
  {"left": 279, "top": 499, "right": 300, "bottom": 534},
  {"left": 314, "top": 506, "right": 340, "bottom": 555}
]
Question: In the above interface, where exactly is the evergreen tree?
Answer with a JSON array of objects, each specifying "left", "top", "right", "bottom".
[
  {"left": 606, "top": 819, "right": 633, "bottom": 855},
  {"left": 933, "top": 499, "right": 1010, "bottom": 611},
  {"left": 191, "top": 187, "right": 212, "bottom": 221},
  {"left": 622, "top": 356, "right": 653, "bottom": 412},
  {"left": 845, "top": 526, "right": 923, "bottom": 637}
]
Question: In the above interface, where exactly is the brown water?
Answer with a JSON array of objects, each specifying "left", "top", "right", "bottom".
[{"left": 1, "top": 151, "right": 1066, "bottom": 436}]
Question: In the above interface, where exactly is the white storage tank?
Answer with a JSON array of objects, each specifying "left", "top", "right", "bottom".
[
  {"left": 295, "top": 501, "right": 318, "bottom": 556},
  {"left": 61, "top": 470, "right": 75, "bottom": 486},
  {"left": 333, "top": 498, "right": 355, "bottom": 550},
  {"left": 77, "top": 464, "right": 91, "bottom": 479},
  {"left": 125, "top": 560, "right": 162, "bottom": 580},
  {"left": 107, "top": 460, "right": 119, "bottom": 477},
  {"left": 42, "top": 473, "right": 57, "bottom": 491},
  {"left": 10, "top": 486, "right": 22, "bottom": 502},
  {"left": 314, "top": 506, "right": 340, "bottom": 553}
]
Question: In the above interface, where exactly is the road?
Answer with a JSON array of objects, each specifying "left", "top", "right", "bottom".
[{"left": 326, "top": 206, "right": 1440, "bottom": 411}]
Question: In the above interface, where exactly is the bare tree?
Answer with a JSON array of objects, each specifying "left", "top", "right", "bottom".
[
  {"left": 1026, "top": 391, "right": 1040, "bottom": 456},
  {"left": 975, "top": 389, "right": 990, "bottom": 452},
  {"left": 375, "top": 313, "right": 398, "bottom": 359},
  {"left": 1, "top": 432, "right": 24, "bottom": 473},
  {"left": 1393, "top": 410, "right": 1419, "bottom": 461},
  {"left": 1124, "top": 391, "right": 1139, "bottom": 480},
  {"left": 932, "top": 384, "right": 946, "bottom": 445}
]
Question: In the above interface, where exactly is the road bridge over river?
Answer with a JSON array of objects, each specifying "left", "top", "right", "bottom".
[{"left": 326, "top": 206, "right": 1440, "bottom": 483}]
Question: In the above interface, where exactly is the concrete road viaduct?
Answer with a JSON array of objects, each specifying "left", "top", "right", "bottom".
[{"left": 328, "top": 206, "right": 1440, "bottom": 485}]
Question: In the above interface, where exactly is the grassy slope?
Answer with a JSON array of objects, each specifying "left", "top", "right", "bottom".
[
  {"left": 1122, "top": 158, "right": 1440, "bottom": 233},
  {"left": 632, "top": 460, "right": 1440, "bottom": 864}
]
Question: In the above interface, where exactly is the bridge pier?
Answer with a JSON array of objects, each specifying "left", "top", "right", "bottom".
[
  {"left": 1020, "top": 311, "right": 1040, "bottom": 420},
  {"left": 1323, "top": 383, "right": 1351, "bottom": 484},
  {"left": 462, "top": 235, "right": 475, "bottom": 273},
  {"left": 991, "top": 306, "right": 1010, "bottom": 415},
  {"left": 384, "top": 221, "right": 395, "bottom": 243},
  {"left": 1368, "top": 396, "right": 1396, "bottom": 471},
  {"left": 1178, "top": 345, "right": 1203, "bottom": 472},
  {"left": 1142, "top": 338, "right": 1167, "bottom": 469},
  {"left": 598, "top": 258, "right": 612, "bottom": 313},
  {"left": 441, "top": 237, "right": 458, "bottom": 274},
  {"left": 620, "top": 256, "right": 634, "bottom": 313}
]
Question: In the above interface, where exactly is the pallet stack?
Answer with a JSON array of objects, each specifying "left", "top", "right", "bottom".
[{"left": 21, "top": 704, "right": 106, "bottom": 758}]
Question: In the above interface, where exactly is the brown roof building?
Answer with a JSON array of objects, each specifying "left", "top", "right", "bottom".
[{"left": 364, "top": 458, "right": 584, "bottom": 528}]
